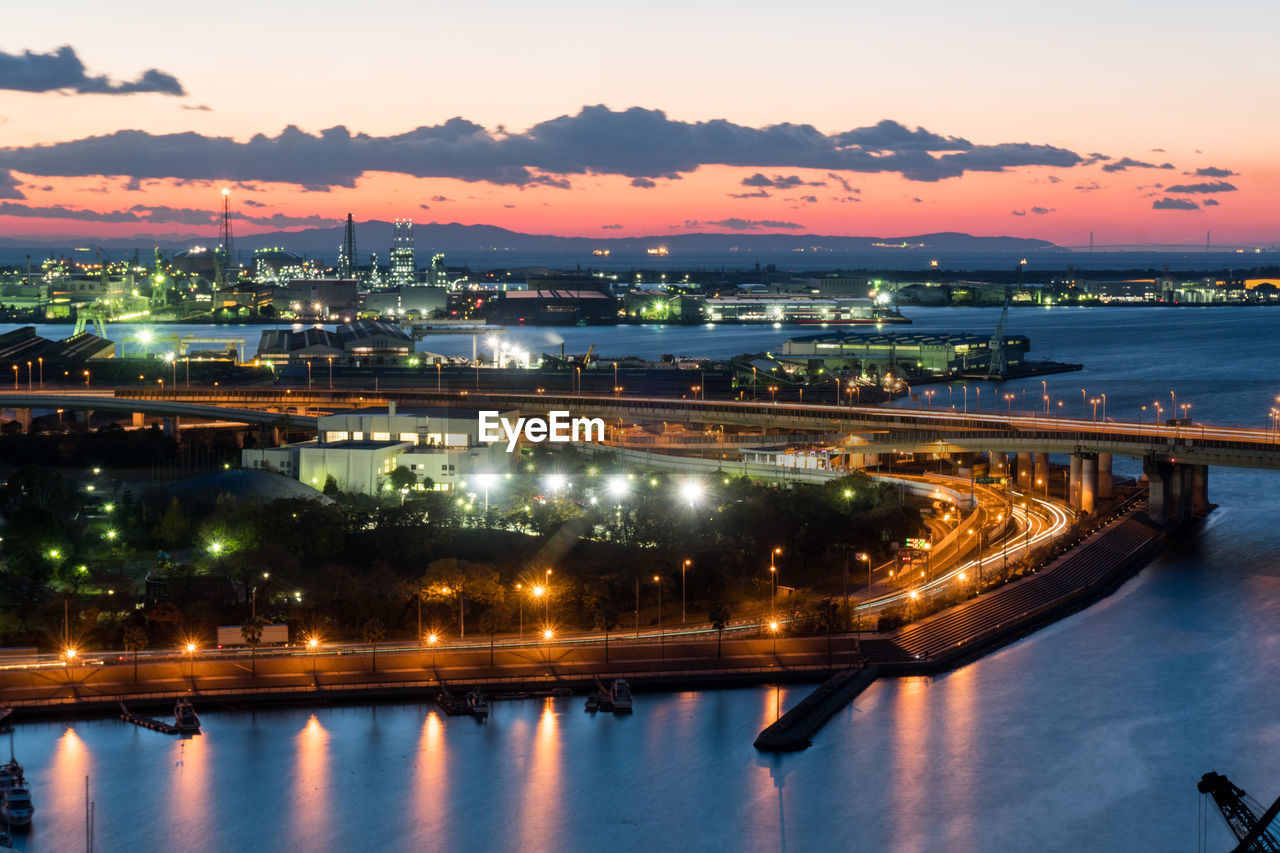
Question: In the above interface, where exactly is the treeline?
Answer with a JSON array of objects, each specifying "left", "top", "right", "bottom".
[{"left": 0, "top": 451, "right": 924, "bottom": 650}]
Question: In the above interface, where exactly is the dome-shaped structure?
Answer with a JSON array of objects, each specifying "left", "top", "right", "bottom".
[{"left": 169, "top": 468, "right": 333, "bottom": 507}]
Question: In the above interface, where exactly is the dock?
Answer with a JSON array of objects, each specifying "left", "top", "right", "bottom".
[
  {"left": 119, "top": 702, "right": 180, "bottom": 734},
  {"left": 755, "top": 504, "right": 1168, "bottom": 751},
  {"left": 434, "top": 680, "right": 472, "bottom": 717},
  {"left": 753, "top": 667, "right": 881, "bottom": 751}
]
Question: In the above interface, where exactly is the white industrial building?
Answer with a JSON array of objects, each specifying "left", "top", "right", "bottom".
[{"left": 242, "top": 403, "right": 516, "bottom": 495}]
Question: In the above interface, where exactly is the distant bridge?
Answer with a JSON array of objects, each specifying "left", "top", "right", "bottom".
[{"left": 5, "top": 386, "right": 1278, "bottom": 522}]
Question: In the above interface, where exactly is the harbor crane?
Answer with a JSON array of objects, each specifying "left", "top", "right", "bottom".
[
  {"left": 1198, "top": 772, "right": 1280, "bottom": 852},
  {"left": 983, "top": 292, "right": 1010, "bottom": 380}
]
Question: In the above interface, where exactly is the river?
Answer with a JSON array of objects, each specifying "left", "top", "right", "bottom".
[{"left": 5, "top": 306, "right": 1280, "bottom": 851}]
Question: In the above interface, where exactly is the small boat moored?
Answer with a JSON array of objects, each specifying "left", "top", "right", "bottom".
[
  {"left": 610, "top": 679, "right": 633, "bottom": 714},
  {"left": 466, "top": 691, "right": 490, "bottom": 719},
  {"left": 1, "top": 780, "right": 33, "bottom": 830},
  {"left": 174, "top": 699, "right": 201, "bottom": 733}
]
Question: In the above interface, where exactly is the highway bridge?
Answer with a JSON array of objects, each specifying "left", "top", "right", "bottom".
[{"left": 5, "top": 386, "right": 1278, "bottom": 522}]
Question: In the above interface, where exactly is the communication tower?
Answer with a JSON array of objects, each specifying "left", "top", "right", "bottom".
[{"left": 218, "top": 187, "right": 234, "bottom": 268}]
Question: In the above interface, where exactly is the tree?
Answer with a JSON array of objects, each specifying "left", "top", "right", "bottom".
[
  {"left": 241, "top": 617, "right": 263, "bottom": 677},
  {"left": 388, "top": 466, "right": 417, "bottom": 492},
  {"left": 123, "top": 625, "right": 148, "bottom": 682},
  {"left": 709, "top": 604, "right": 731, "bottom": 659},
  {"left": 322, "top": 475, "right": 341, "bottom": 497},
  {"left": 152, "top": 498, "right": 190, "bottom": 549},
  {"left": 593, "top": 601, "right": 619, "bottom": 664},
  {"left": 478, "top": 608, "right": 502, "bottom": 667},
  {"left": 363, "top": 617, "right": 386, "bottom": 673}
]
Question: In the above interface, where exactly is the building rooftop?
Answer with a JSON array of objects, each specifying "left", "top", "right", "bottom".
[{"left": 786, "top": 330, "right": 1018, "bottom": 346}]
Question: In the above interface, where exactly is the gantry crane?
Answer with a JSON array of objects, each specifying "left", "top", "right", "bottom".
[
  {"left": 984, "top": 292, "right": 1009, "bottom": 379},
  {"left": 1199, "top": 772, "right": 1280, "bottom": 852}
]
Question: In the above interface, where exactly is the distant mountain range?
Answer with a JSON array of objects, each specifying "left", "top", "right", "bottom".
[{"left": 0, "top": 221, "right": 1059, "bottom": 260}]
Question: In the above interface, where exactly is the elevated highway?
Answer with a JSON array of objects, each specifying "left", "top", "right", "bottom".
[
  {"left": 84, "top": 386, "right": 1280, "bottom": 471},
  {"left": 3, "top": 385, "right": 1275, "bottom": 521}
]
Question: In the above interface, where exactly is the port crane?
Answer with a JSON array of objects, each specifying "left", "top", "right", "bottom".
[
  {"left": 1198, "top": 772, "right": 1280, "bottom": 852},
  {"left": 983, "top": 292, "right": 1009, "bottom": 379}
]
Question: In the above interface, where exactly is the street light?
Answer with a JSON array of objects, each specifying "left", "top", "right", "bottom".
[
  {"left": 308, "top": 635, "right": 320, "bottom": 676},
  {"left": 769, "top": 547, "right": 782, "bottom": 616},
  {"left": 543, "top": 627, "right": 554, "bottom": 668},
  {"left": 653, "top": 574, "right": 663, "bottom": 658},
  {"left": 768, "top": 620, "right": 779, "bottom": 655},
  {"left": 427, "top": 632, "right": 439, "bottom": 669},
  {"left": 184, "top": 641, "right": 197, "bottom": 680},
  {"left": 681, "top": 559, "right": 691, "bottom": 625}
]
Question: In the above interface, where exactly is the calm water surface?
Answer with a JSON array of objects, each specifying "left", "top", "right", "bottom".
[{"left": 6, "top": 306, "right": 1280, "bottom": 851}]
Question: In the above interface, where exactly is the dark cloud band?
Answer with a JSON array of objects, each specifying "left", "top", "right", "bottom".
[
  {"left": 0, "top": 45, "right": 183, "bottom": 95},
  {"left": 0, "top": 106, "right": 1085, "bottom": 190}
]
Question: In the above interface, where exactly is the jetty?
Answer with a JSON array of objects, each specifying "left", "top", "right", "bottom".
[
  {"left": 754, "top": 667, "right": 881, "bottom": 751},
  {"left": 119, "top": 702, "right": 180, "bottom": 734},
  {"left": 755, "top": 504, "right": 1168, "bottom": 751}
]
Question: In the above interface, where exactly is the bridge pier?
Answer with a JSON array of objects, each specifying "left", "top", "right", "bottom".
[
  {"left": 1016, "top": 452, "right": 1032, "bottom": 490},
  {"left": 1034, "top": 453, "right": 1049, "bottom": 493},
  {"left": 163, "top": 416, "right": 181, "bottom": 438},
  {"left": 988, "top": 451, "right": 1007, "bottom": 477},
  {"left": 1068, "top": 455, "right": 1082, "bottom": 510},
  {"left": 1191, "top": 464, "right": 1209, "bottom": 516},
  {"left": 132, "top": 411, "right": 145, "bottom": 428},
  {"left": 15, "top": 408, "right": 30, "bottom": 431},
  {"left": 1080, "top": 454, "right": 1097, "bottom": 515},
  {"left": 1143, "top": 459, "right": 1209, "bottom": 524},
  {"left": 1097, "top": 453, "right": 1113, "bottom": 499}
]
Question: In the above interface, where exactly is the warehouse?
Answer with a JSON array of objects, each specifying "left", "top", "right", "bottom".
[{"left": 781, "top": 330, "right": 1030, "bottom": 379}]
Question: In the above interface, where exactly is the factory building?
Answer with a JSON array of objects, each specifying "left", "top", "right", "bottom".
[
  {"left": 254, "top": 318, "right": 413, "bottom": 365},
  {"left": 241, "top": 404, "right": 514, "bottom": 495},
  {"left": 485, "top": 289, "right": 616, "bottom": 325},
  {"left": 361, "top": 286, "right": 449, "bottom": 318},
  {"left": 781, "top": 330, "right": 1029, "bottom": 379}
]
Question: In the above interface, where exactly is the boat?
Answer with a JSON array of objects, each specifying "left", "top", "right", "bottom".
[
  {"left": 584, "top": 691, "right": 613, "bottom": 713},
  {"left": 610, "top": 679, "right": 633, "bottom": 713},
  {"left": 0, "top": 761, "right": 20, "bottom": 794},
  {"left": 174, "top": 699, "right": 201, "bottom": 733},
  {"left": 435, "top": 690, "right": 471, "bottom": 717},
  {"left": 1, "top": 781, "right": 32, "bottom": 830},
  {"left": 465, "top": 691, "right": 489, "bottom": 719}
]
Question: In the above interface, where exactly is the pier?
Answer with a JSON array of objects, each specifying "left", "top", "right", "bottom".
[
  {"left": 753, "top": 503, "right": 1170, "bottom": 750},
  {"left": 119, "top": 702, "right": 181, "bottom": 734}
]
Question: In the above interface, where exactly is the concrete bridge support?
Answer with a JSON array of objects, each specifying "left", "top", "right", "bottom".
[
  {"left": 132, "top": 411, "right": 145, "bottom": 428},
  {"left": 1143, "top": 459, "right": 1210, "bottom": 524},
  {"left": 1016, "top": 452, "right": 1032, "bottom": 490},
  {"left": 955, "top": 452, "right": 976, "bottom": 480},
  {"left": 163, "top": 416, "right": 181, "bottom": 438},
  {"left": 15, "top": 408, "right": 30, "bottom": 431},
  {"left": 1068, "top": 455, "right": 1082, "bottom": 510},
  {"left": 1080, "top": 454, "right": 1098, "bottom": 515},
  {"left": 989, "top": 452, "right": 1007, "bottom": 477},
  {"left": 1097, "top": 453, "right": 1113, "bottom": 500},
  {"left": 1034, "top": 453, "right": 1049, "bottom": 492}
]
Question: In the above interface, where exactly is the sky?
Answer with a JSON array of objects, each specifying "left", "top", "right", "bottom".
[{"left": 1, "top": 0, "right": 1277, "bottom": 245}]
